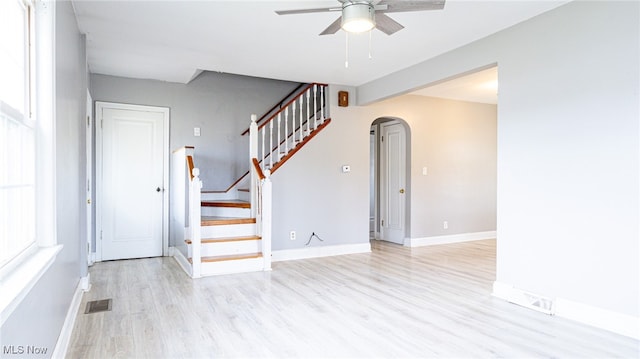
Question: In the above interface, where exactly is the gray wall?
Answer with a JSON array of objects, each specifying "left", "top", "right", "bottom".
[
  {"left": 0, "top": 1, "right": 88, "bottom": 357},
  {"left": 270, "top": 93, "right": 497, "bottom": 250},
  {"left": 90, "top": 73, "right": 300, "bottom": 190},
  {"left": 358, "top": 1, "right": 639, "bottom": 318}
]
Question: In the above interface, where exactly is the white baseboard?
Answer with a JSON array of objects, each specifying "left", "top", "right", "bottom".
[
  {"left": 272, "top": 242, "right": 371, "bottom": 262},
  {"left": 554, "top": 297, "right": 639, "bottom": 340},
  {"left": 407, "top": 231, "right": 496, "bottom": 247},
  {"left": 493, "top": 281, "right": 639, "bottom": 340},
  {"left": 171, "top": 247, "right": 192, "bottom": 277},
  {"left": 52, "top": 275, "right": 89, "bottom": 359}
]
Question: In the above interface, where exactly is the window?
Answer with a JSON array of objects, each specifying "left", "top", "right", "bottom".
[
  {"left": 1, "top": 0, "right": 61, "bottom": 326},
  {"left": 0, "top": 0, "right": 35, "bottom": 269}
]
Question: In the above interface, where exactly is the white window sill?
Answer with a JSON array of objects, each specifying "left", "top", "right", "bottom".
[{"left": 0, "top": 245, "right": 63, "bottom": 326}]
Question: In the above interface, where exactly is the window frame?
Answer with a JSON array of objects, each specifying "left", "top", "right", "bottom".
[
  {"left": 0, "top": 0, "right": 35, "bottom": 269},
  {"left": 0, "top": 0, "right": 62, "bottom": 327}
]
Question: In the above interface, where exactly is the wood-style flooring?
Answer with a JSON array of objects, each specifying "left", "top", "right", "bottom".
[{"left": 67, "top": 240, "right": 639, "bottom": 358}]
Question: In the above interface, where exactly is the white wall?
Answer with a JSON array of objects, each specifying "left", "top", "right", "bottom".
[
  {"left": 270, "top": 91, "right": 497, "bottom": 251},
  {"left": 90, "top": 73, "right": 299, "bottom": 190},
  {"left": 357, "top": 0, "right": 639, "bottom": 328},
  {"left": 0, "top": 1, "right": 88, "bottom": 354}
]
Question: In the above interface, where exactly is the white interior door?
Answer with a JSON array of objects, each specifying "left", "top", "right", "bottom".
[
  {"left": 97, "top": 102, "right": 168, "bottom": 261},
  {"left": 380, "top": 121, "right": 406, "bottom": 244}
]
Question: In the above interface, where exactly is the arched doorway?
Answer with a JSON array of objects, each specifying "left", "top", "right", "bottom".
[{"left": 370, "top": 117, "right": 411, "bottom": 245}]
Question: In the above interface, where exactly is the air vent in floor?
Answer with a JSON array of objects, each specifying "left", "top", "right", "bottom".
[{"left": 84, "top": 299, "right": 112, "bottom": 314}]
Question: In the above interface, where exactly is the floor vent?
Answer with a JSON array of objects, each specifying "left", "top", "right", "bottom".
[
  {"left": 84, "top": 299, "right": 112, "bottom": 314},
  {"left": 508, "top": 289, "right": 554, "bottom": 315}
]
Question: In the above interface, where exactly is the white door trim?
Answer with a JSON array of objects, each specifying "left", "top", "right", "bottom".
[
  {"left": 86, "top": 91, "right": 94, "bottom": 265},
  {"left": 380, "top": 120, "right": 407, "bottom": 244},
  {"left": 95, "top": 102, "right": 170, "bottom": 261}
]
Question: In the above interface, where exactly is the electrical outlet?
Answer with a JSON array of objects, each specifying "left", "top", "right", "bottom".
[
  {"left": 289, "top": 231, "right": 296, "bottom": 240},
  {"left": 443, "top": 221, "right": 448, "bottom": 229}
]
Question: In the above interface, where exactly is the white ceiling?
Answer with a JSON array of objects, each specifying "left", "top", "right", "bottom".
[{"left": 72, "top": 0, "right": 568, "bottom": 92}]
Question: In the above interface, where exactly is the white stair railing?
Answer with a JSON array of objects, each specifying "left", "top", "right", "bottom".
[{"left": 254, "top": 83, "right": 328, "bottom": 172}]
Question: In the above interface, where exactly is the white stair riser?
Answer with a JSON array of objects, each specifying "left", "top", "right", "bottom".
[
  {"left": 200, "top": 257, "right": 265, "bottom": 276},
  {"left": 201, "top": 207, "right": 250, "bottom": 218},
  {"left": 201, "top": 191, "right": 238, "bottom": 201},
  {"left": 187, "top": 239, "right": 261, "bottom": 257},
  {"left": 237, "top": 191, "right": 250, "bottom": 202},
  {"left": 201, "top": 223, "right": 256, "bottom": 238}
]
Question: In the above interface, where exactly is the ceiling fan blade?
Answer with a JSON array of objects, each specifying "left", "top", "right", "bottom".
[
  {"left": 275, "top": 7, "right": 341, "bottom": 15},
  {"left": 375, "top": 13, "right": 404, "bottom": 35},
  {"left": 320, "top": 17, "right": 343, "bottom": 36},
  {"left": 377, "top": 0, "right": 445, "bottom": 13}
]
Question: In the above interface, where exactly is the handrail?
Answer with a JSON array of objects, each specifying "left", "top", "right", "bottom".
[
  {"left": 257, "top": 82, "right": 327, "bottom": 132},
  {"left": 252, "top": 158, "right": 265, "bottom": 180},
  {"left": 186, "top": 155, "right": 195, "bottom": 180},
  {"left": 241, "top": 82, "right": 328, "bottom": 135},
  {"left": 205, "top": 83, "right": 328, "bottom": 193},
  {"left": 241, "top": 83, "right": 307, "bottom": 136}
]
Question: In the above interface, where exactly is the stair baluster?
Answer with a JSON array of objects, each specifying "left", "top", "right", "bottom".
[
  {"left": 269, "top": 119, "right": 274, "bottom": 169},
  {"left": 277, "top": 113, "right": 281, "bottom": 161},
  {"left": 298, "top": 97, "right": 303, "bottom": 143},
  {"left": 321, "top": 85, "right": 325, "bottom": 124},
  {"left": 284, "top": 107, "right": 295, "bottom": 154},
  {"left": 313, "top": 84, "right": 318, "bottom": 130}
]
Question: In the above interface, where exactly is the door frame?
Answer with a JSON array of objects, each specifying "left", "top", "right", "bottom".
[
  {"left": 86, "top": 90, "right": 94, "bottom": 265},
  {"left": 371, "top": 118, "right": 410, "bottom": 245},
  {"left": 95, "top": 101, "right": 170, "bottom": 261}
]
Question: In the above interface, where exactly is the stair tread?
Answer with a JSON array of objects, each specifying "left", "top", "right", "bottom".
[
  {"left": 201, "top": 200, "right": 250, "bottom": 208},
  {"left": 188, "top": 253, "right": 262, "bottom": 263},
  {"left": 185, "top": 235, "right": 261, "bottom": 245},
  {"left": 201, "top": 216, "right": 256, "bottom": 226}
]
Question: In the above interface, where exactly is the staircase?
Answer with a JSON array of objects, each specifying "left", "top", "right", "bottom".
[{"left": 171, "top": 83, "right": 329, "bottom": 278}]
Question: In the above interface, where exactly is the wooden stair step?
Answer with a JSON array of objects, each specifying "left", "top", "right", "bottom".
[
  {"left": 188, "top": 253, "right": 262, "bottom": 264},
  {"left": 201, "top": 216, "right": 256, "bottom": 226},
  {"left": 201, "top": 200, "right": 250, "bottom": 208},
  {"left": 185, "top": 235, "right": 261, "bottom": 245}
]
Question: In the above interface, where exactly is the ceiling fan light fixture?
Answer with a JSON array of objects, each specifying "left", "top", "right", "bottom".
[{"left": 341, "top": 2, "right": 375, "bottom": 33}]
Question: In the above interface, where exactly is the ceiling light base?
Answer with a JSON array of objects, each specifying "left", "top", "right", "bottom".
[{"left": 341, "top": 2, "right": 375, "bottom": 33}]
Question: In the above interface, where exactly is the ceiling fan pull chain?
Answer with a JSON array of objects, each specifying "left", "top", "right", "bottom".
[
  {"left": 369, "top": 30, "right": 373, "bottom": 59},
  {"left": 345, "top": 31, "right": 349, "bottom": 68}
]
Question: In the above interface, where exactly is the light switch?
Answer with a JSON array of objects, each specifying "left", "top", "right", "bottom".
[
  {"left": 422, "top": 167, "right": 428, "bottom": 175},
  {"left": 194, "top": 127, "right": 201, "bottom": 137}
]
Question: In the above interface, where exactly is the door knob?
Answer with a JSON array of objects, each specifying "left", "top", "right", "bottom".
[
  {"left": 156, "top": 187, "right": 161, "bottom": 192},
  {"left": 399, "top": 189, "right": 405, "bottom": 194}
]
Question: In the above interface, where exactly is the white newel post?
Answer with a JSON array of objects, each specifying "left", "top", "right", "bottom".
[
  {"left": 190, "top": 167, "right": 202, "bottom": 278},
  {"left": 249, "top": 114, "right": 258, "bottom": 218},
  {"left": 262, "top": 169, "right": 272, "bottom": 271}
]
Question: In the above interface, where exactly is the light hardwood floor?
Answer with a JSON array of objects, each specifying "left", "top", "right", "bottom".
[{"left": 67, "top": 240, "right": 639, "bottom": 358}]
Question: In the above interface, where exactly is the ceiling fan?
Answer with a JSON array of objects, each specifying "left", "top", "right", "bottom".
[{"left": 275, "top": 0, "right": 446, "bottom": 36}]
